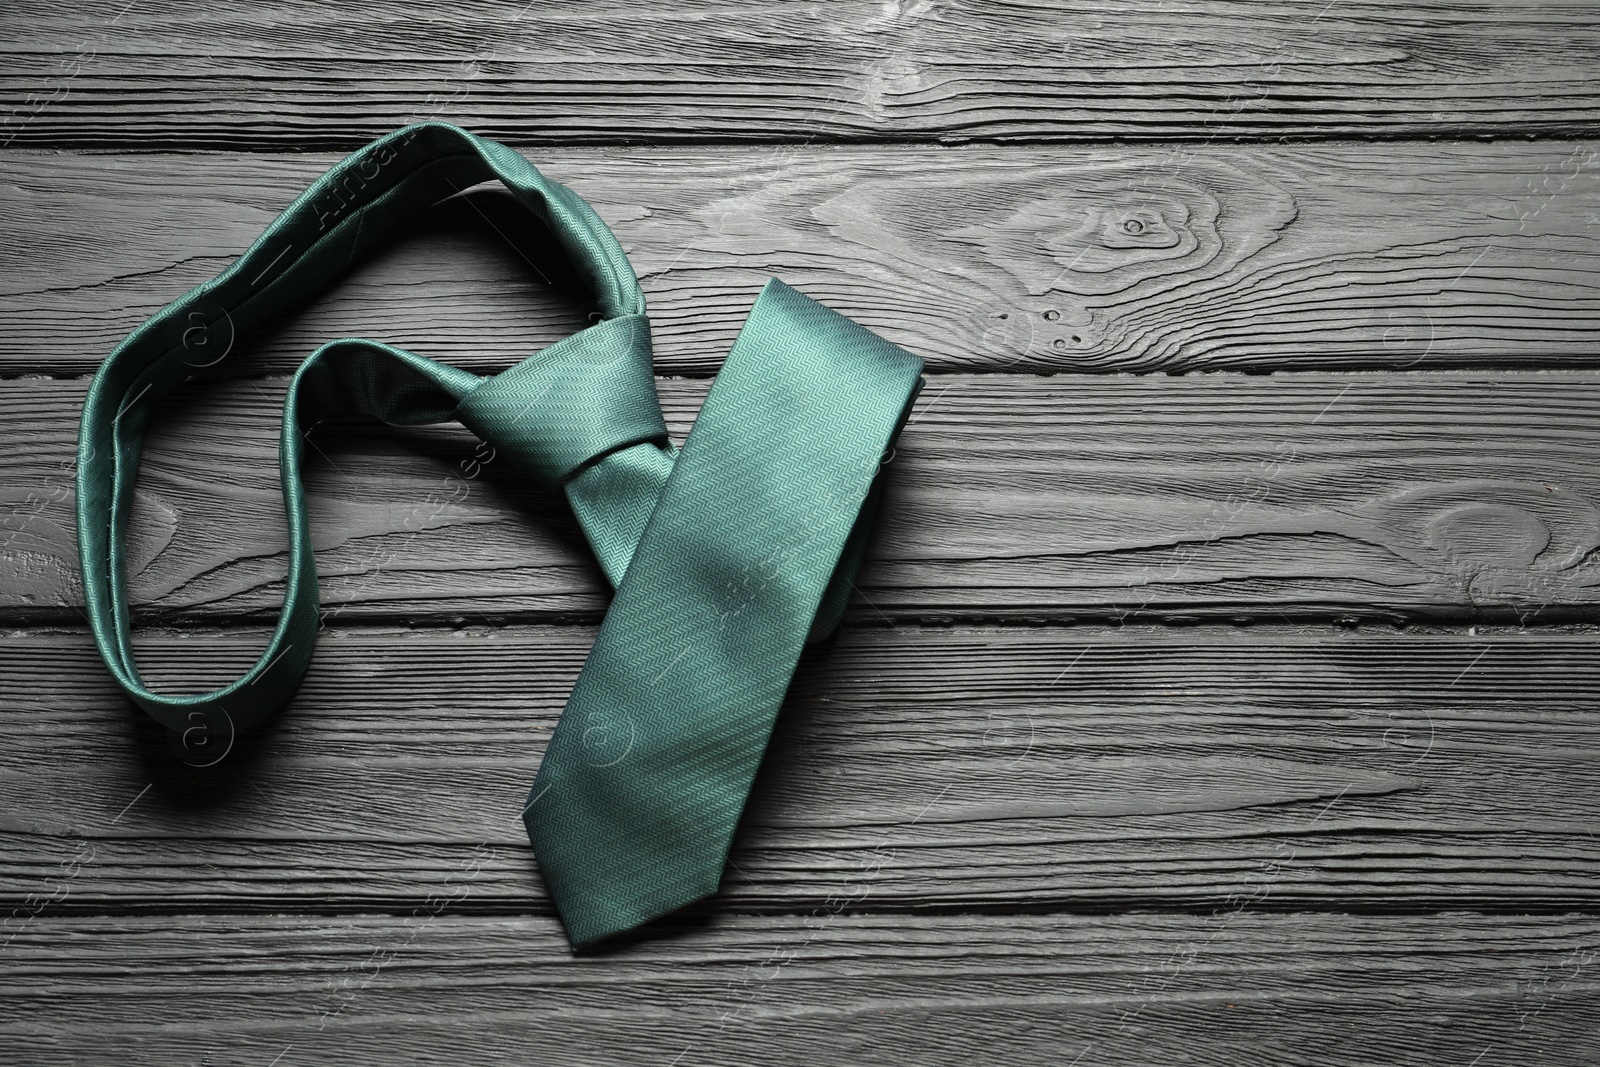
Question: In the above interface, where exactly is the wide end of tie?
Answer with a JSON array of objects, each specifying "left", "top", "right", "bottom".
[
  {"left": 523, "top": 278, "right": 925, "bottom": 950},
  {"left": 522, "top": 773, "right": 727, "bottom": 949},
  {"left": 560, "top": 874, "right": 724, "bottom": 951}
]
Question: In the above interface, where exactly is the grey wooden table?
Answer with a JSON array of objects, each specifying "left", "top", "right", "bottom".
[{"left": 4, "top": 2, "right": 1600, "bottom": 1063}]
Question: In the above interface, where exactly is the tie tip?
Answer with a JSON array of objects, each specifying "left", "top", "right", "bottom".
[{"left": 556, "top": 875, "right": 724, "bottom": 950}]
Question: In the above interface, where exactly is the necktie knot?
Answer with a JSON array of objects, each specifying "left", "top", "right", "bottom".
[{"left": 453, "top": 313, "right": 667, "bottom": 491}]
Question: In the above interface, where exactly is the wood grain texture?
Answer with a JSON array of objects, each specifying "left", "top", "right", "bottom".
[
  {"left": 3, "top": 0, "right": 1600, "bottom": 147},
  {"left": 3, "top": 143, "right": 1598, "bottom": 375},
  {"left": 4, "top": 911, "right": 1599, "bottom": 1065},
  {"left": 9, "top": 371, "right": 1600, "bottom": 625},
  {"left": 5, "top": 624, "right": 1600, "bottom": 913},
  {"left": 7, "top": 1, "right": 1600, "bottom": 1061}
]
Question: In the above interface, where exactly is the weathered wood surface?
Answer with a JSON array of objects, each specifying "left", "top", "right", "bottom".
[
  {"left": 6, "top": 0, "right": 1600, "bottom": 1059},
  {"left": 3, "top": 143, "right": 1598, "bottom": 375},
  {"left": 4, "top": 0, "right": 1600, "bottom": 148},
  {"left": 4, "top": 911, "right": 1599, "bottom": 1065},
  {"left": 5, "top": 625, "right": 1600, "bottom": 912},
  {"left": 9, "top": 371, "right": 1600, "bottom": 625}
]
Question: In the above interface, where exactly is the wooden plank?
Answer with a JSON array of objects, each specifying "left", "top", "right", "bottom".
[
  {"left": 2, "top": 143, "right": 1598, "bottom": 375},
  {"left": 5, "top": 624, "right": 1600, "bottom": 912},
  {"left": 3, "top": 0, "right": 1600, "bottom": 147},
  {"left": 8, "top": 370, "right": 1600, "bottom": 625},
  {"left": 3, "top": 911, "right": 1598, "bottom": 1065}
]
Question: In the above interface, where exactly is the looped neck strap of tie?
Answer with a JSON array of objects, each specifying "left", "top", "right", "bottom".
[{"left": 76, "top": 122, "right": 925, "bottom": 947}]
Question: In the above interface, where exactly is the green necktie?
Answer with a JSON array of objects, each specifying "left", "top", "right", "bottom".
[{"left": 75, "top": 123, "right": 924, "bottom": 947}]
